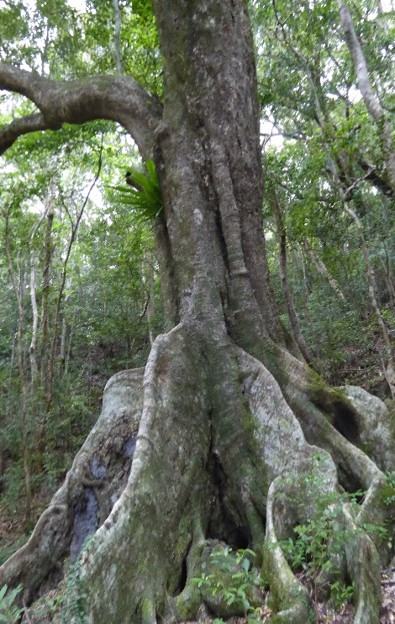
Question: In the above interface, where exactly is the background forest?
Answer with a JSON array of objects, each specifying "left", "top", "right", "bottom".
[{"left": 0, "top": 0, "right": 394, "bottom": 570}]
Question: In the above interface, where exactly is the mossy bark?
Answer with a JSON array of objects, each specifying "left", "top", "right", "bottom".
[{"left": 2, "top": 2, "right": 395, "bottom": 623}]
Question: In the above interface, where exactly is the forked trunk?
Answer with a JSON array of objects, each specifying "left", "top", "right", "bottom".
[{"left": 1, "top": 2, "right": 395, "bottom": 624}]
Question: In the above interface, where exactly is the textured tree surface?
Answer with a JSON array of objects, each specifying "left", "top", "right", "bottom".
[{"left": 0, "top": 1, "right": 394, "bottom": 623}]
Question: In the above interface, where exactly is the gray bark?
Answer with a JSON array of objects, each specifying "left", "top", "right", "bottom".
[
  {"left": 337, "top": 0, "right": 395, "bottom": 190},
  {"left": 113, "top": 0, "right": 123, "bottom": 75},
  {"left": 0, "top": 2, "right": 394, "bottom": 623},
  {"left": 0, "top": 65, "right": 161, "bottom": 158}
]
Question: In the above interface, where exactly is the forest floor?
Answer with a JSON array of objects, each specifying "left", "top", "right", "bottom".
[
  {"left": 1, "top": 343, "right": 394, "bottom": 622},
  {"left": 185, "top": 565, "right": 395, "bottom": 622},
  {"left": 1, "top": 501, "right": 395, "bottom": 622}
]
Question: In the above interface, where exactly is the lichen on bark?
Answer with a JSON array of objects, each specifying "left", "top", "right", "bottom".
[{"left": 1, "top": 1, "right": 394, "bottom": 623}]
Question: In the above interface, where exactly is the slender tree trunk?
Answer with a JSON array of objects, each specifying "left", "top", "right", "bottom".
[
  {"left": 343, "top": 203, "right": 395, "bottom": 397},
  {"left": 29, "top": 207, "right": 47, "bottom": 387},
  {"left": 113, "top": 0, "right": 123, "bottom": 76},
  {"left": 6, "top": 332, "right": 16, "bottom": 419},
  {"left": 303, "top": 240, "right": 347, "bottom": 302},
  {"left": 337, "top": 0, "right": 395, "bottom": 190},
  {"left": 317, "top": 106, "right": 395, "bottom": 397},
  {"left": 2, "top": 209, "right": 32, "bottom": 524},
  {"left": 40, "top": 194, "right": 55, "bottom": 394},
  {"left": 46, "top": 154, "right": 101, "bottom": 409},
  {"left": 29, "top": 254, "right": 39, "bottom": 386},
  {"left": 271, "top": 191, "right": 313, "bottom": 363},
  {"left": 17, "top": 268, "right": 32, "bottom": 526},
  {"left": 59, "top": 277, "right": 72, "bottom": 370},
  {"left": 142, "top": 254, "right": 156, "bottom": 346},
  {"left": 64, "top": 321, "right": 74, "bottom": 378}
]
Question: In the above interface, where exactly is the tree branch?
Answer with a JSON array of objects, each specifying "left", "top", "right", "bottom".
[
  {"left": 0, "top": 112, "right": 48, "bottom": 155},
  {"left": 0, "top": 63, "right": 162, "bottom": 158},
  {"left": 337, "top": 1, "right": 395, "bottom": 190},
  {"left": 343, "top": 167, "right": 375, "bottom": 200},
  {"left": 337, "top": 1, "right": 383, "bottom": 123},
  {"left": 113, "top": 0, "right": 123, "bottom": 76}
]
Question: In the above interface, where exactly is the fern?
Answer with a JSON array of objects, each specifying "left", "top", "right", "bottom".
[
  {"left": 111, "top": 160, "right": 163, "bottom": 222},
  {"left": 0, "top": 584, "right": 23, "bottom": 624}
]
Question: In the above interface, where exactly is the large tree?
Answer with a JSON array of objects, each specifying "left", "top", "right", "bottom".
[{"left": 0, "top": 1, "right": 394, "bottom": 623}]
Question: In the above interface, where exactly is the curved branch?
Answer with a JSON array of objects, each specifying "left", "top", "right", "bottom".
[
  {"left": 0, "top": 63, "right": 162, "bottom": 157},
  {"left": 337, "top": 1, "right": 395, "bottom": 190},
  {"left": 0, "top": 112, "right": 47, "bottom": 155}
]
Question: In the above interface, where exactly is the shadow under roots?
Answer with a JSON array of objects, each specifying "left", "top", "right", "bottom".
[
  {"left": 206, "top": 451, "right": 251, "bottom": 550},
  {"left": 332, "top": 401, "right": 360, "bottom": 444}
]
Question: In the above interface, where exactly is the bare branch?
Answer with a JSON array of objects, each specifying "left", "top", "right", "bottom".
[
  {"left": 359, "top": 159, "right": 394, "bottom": 197},
  {"left": 113, "top": 0, "right": 123, "bottom": 76},
  {"left": 0, "top": 64, "right": 39, "bottom": 100},
  {"left": 0, "top": 112, "right": 47, "bottom": 155},
  {"left": 343, "top": 167, "right": 375, "bottom": 200},
  {"left": 0, "top": 63, "right": 162, "bottom": 157}
]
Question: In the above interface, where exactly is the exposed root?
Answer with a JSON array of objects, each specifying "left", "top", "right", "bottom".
[
  {"left": 170, "top": 522, "right": 207, "bottom": 622},
  {"left": 141, "top": 596, "right": 158, "bottom": 624},
  {"left": 342, "top": 386, "right": 395, "bottom": 472},
  {"left": 275, "top": 347, "right": 387, "bottom": 492},
  {"left": 64, "top": 325, "right": 212, "bottom": 623},
  {"left": 238, "top": 350, "right": 384, "bottom": 623},
  {"left": 264, "top": 481, "right": 312, "bottom": 624},
  {"left": 2, "top": 331, "right": 393, "bottom": 624},
  {"left": 0, "top": 368, "right": 144, "bottom": 602},
  {"left": 357, "top": 476, "right": 395, "bottom": 564}
]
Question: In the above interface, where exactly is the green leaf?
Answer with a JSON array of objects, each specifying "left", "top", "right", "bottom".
[{"left": 0, "top": 586, "right": 8, "bottom": 601}]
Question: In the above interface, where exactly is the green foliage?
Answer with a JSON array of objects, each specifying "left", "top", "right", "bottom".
[
  {"left": 382, "top": 472, "right": 395, "bottom": 507},
  {"left": 193, "top": 547, "right": 264, "bottom": 622},
  {"left": 0, "top": 585, "right": 23, "bottom": 624},
  {"left": 329, "top": 581, "right": 355, "bottom": 610},
  {"left": 25, "top": 590, "right": 64, "bottom": 623},
  {"left": 280, "top": 505, "right": 356, "bottom": 608},
  {"left": 110, "top": 160, "right": 163, "bottom": 223},
  {"left": 256, "top": 0, "right": 395, "bottom": 388},
  {"left": 277, "top": 459, "right": 368, "bottom": 610},
  {"left": 0, "top": 116, "right": 161, "bottom": 521}
]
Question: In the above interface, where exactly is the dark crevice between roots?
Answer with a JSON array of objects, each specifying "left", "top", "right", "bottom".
[
  {"left": 206, "top": 451, "right": 250, "bottom": 549},
  {"left": 71, "top": 488, "right": 99, "bottom": 563},
  {"left": 69, "top": 432, "right": 138, "bottom": 563},
  {"left": 332, "top": 401, "right": 360, "bottom": 443},
  {"left": 174, "top": 555, "right": 188, "bottom": 597},
  {"left": 336, "top": 463, "right": 365, "bottom": 494},
  {"left": 172, "top": 539, "right": 192, "bottom": 597},
  {"left": 311, "top": 391, "right": 360, "bottom": 444}
]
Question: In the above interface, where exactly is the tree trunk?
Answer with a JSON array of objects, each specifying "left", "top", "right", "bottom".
[
  {"left": 303, "top": 240, "right": 347, "bottom": 303},
  {"left": 337, "top": 0, "right": 395, "bottom": 191},
  {"left": 0, "top": 2, "right": 394, "bottom": 623},
  {"left": 29, "top": 254, "right": 39, "bottom": 386},
  {"left": 271, "top": 191, "right": 313, "bottom": 364},
  {"left": 2, "top": 208, "right": 32, "bottom": 524},
  {"left": 40, "top": 193, "right": 55, "bottom": 396},
  {"left": 343, "top": 203, "right": 395, "bottom": 398}
]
